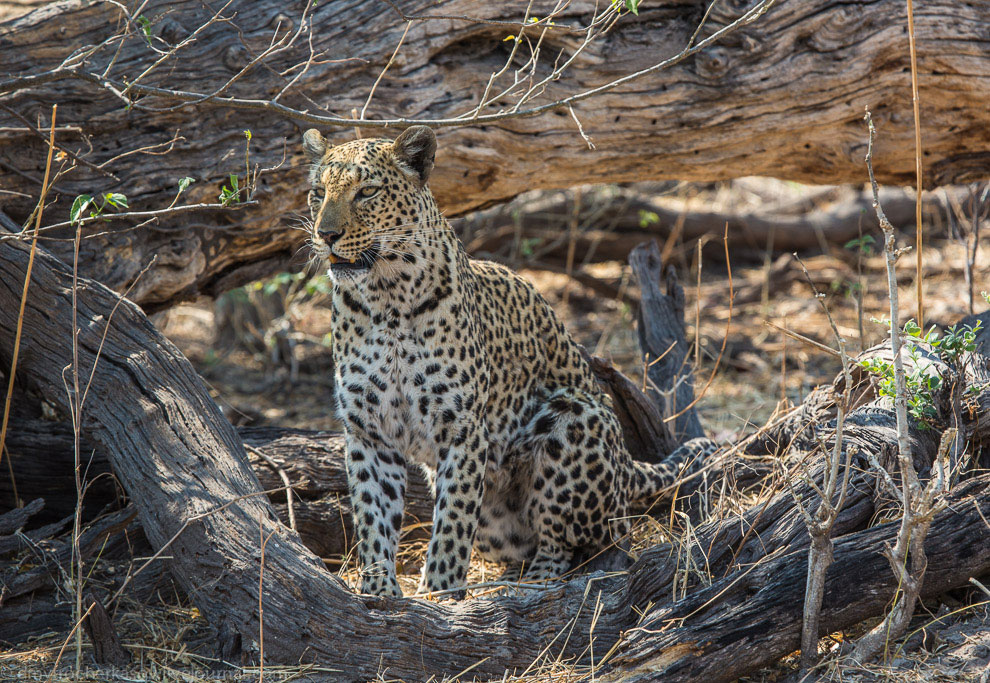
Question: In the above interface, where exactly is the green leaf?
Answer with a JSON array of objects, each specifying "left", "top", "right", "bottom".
[
  {"left": 624, "top": 0, "right": 641, "bottom": 14},
  {"left": 104, "top": 192, "right": 129, "bottom": 209},
  {"left": 178, "top": 177, "right": 195, "bottom": 193},
  {"left": 638, "top": 210, "right": 660, "bottom": 228},
  {"left": 244, "top": 129, "right": 252, "bottom": 141},
  {"left": 136, "top": 15, "right": 154, "bottom": 46},
  {"left": 843, "top": 234, "right": 876, "bottom": 253},
  {"left": 70, "top": 194, "right": 94, "bottom": 225}
]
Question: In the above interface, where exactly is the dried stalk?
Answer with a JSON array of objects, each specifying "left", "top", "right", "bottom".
[
  {"left": 906, "top": 0, "right": 924, "bottom": 327},
  {"left": 0, "top": 105, "right": 57, "bottom": 470}
]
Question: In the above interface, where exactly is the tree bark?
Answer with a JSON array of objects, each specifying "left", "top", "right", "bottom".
[{"left": 1, "top": 0, "right": 988, "bottom": 309}]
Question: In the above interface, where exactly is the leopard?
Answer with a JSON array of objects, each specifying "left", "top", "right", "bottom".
[{"left": 301, "top": 125, "right": 715, "bottom": 597}]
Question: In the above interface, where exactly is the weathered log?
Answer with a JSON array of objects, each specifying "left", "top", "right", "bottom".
[
  {"left": 0, "top": 420, "right": 122, "bottom": 525},
  {"left": 1, "top": 416, "right": 673, "bottom": 564},
  {"left": 2, "top": 0, "right": 989, "bottom": 309},
  {"left": 0, "top": 496, "right": 43, "bottom": 534},
  {"left": 460, "top": 185, "right": 952, "bottom": 262},
  {"left": 0, "top": 506, "right": 167, "bottom": 646},
  {"left": 600, "top": 472, "right": 990, "bottom": 682},
  {"left": 0, "top": 235, "right": 693, "bottom": 680},
  {"left": 630, "top": 242, "right": 706, "bottom": 443},
  {"left": 1, "top": 312, "right": 687, "bottom": 561},
  {"left": 0, "top": 507, "right": 137, "bottom": 613}
]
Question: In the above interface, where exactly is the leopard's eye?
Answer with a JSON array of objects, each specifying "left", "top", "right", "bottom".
[{"left": 358, "top": 186, "right": 380, "bottom": 199}]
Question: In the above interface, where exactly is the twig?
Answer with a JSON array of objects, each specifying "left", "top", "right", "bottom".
[
  {"left": 44, "top": 603, "right": 95, "bottom": 683},
  {"left": 791, "top": 253, "right": 855, "bottom": 673},
  {"left": 694, "top": 240, "right": 702, "bottom": 372},
  {"left": 562, "top": 186, "right": 582, "bottom": 309},
  {"left": 360, "top": 21, "right": 412, "bottom": 120},
  {"left": 763, "top": 320, "right": 842, "bottom": 360},
  {"left": 106, "top": 486, "right": 291, "bottom": 609},
  {"left": 258, "top": 511, "right": 275, "bottom": 683},
  {"left": 69, "top": 144, "right": 86, "bottom": 675},
  {"left": 246, "top": 444, "right": 297, "bottom": 532},
  {"left": 970, "top": 577, "right": 990, "bottom": 599},
  {"left": 847, "top": 109, "right": 940, "bottom": 665},
  {"left": 1, "top": 201, "right": 258, "bottom": 238}
]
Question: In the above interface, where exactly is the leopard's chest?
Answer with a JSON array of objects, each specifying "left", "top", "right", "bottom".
[{"left": 334, "top": 322, "right": 480, "bottom": 469}]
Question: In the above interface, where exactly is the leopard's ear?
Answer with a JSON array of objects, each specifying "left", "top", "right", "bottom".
[
  {"left": 302, "top": 129, "right": 328, "bottom": 162},
  {"left": 392, "top": 126, "right": 436, "bottom": 186}
]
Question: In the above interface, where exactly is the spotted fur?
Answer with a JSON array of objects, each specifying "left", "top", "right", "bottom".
[{"left": 301, "top": 126, "right": 714, "bottom": 597}]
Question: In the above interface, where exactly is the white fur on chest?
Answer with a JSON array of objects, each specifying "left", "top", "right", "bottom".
[{"left": 336, "top": 326, "right": 446, "bottom": 471}]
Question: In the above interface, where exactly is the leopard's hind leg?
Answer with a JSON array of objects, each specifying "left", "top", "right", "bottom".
[{"left": 518, "top": 388, "right": 630, "bottom": 581}]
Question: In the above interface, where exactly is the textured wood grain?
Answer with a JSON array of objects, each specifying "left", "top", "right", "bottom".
[{"left": 1, "top": 0, "right": 988, "bottom": 309}]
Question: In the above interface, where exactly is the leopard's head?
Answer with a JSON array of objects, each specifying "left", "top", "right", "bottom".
[{"left": 301, "top": 126, "right": 439, "bottom": 278}]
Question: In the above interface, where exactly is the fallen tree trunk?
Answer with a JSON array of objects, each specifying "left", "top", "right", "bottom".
[
  {"left": 601, "top": 472, "right": 990, "bottom": 682},
  {"left": 1, "top": 0, "right": 988, "bottom": 309},
  {"left": 460, "top": 185, "right": 956, "bottom": 262}
]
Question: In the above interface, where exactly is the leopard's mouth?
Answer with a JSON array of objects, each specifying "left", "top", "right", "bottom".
[{"left": 324, "top": 247, "right": 378, "bottom": 274}]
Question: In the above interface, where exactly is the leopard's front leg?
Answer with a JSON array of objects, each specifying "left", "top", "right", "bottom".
[
  {"left": 418, "top": 417, "right": 487, "bottom": 594},
  {"left": 344, "top": 432, "right": 407, "bottom": 597}
]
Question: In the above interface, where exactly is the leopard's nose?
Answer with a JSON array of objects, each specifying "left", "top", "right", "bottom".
[{"left": 318, "top": 229, "right": 342, "bottom": 244}]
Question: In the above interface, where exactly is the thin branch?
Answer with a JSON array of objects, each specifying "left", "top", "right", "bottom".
[
  {"left": 0, "top": 201, "right": 258, "bottom": 241},
  {"left": 0, "top": 1, "right": 776, "bottom": 130},
  {"left": 360, "top": 20, "right": 413, "bottom": 121},
  {"left": 247, "top": 445, "right": 297, "bottom": 533},
  {"left": 847, "top": 108, "right": 935, "bottom": 666},
  {"left": 792, "top": 252, "right": 855, "bottom": 674},
  {"left": 763, "top": 320, "right": 842, "bottom": 360}
]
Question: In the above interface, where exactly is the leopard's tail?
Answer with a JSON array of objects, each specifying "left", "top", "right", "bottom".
[{"left": 627, "top": 437, "right": 717, "bottom": 503}]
